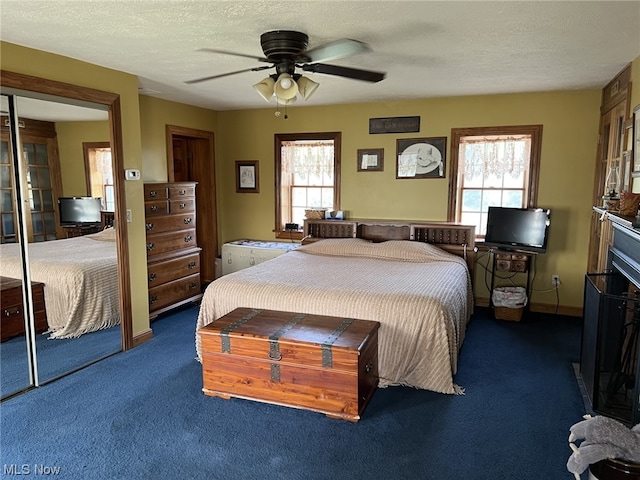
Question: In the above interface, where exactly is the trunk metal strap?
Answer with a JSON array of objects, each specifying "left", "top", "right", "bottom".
[
  {"left": 321, "top": 318, "right": 354, "bottom": 368},
  {"left": 268, "top": 313, "right": 307, "bottom": 381},
  {"left": 220, "top": 309, "right": 262, "bottom": 353},
  {"left": 271, "top": 364, "right": 280, "bottom": 382}
]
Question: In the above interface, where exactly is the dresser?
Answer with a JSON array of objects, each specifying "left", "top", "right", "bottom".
[
  {"left": 221, "top": 239, "right": 300, "bottom": 275},
  {"left": 1, "top": 276, "right": 48, "bottom": 342},
  {"left": 144, "top": 182, "right": 202, "bottom": 319}
]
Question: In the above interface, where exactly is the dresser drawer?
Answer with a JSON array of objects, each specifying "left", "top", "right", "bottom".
[
  {"left": 145, "top": 200, "right": 169, "bottom": 217},
  {"left": 169, "top": 184, "right": 196, "bottom": 198},
  {"left": 169, "top": 198, "right": 195, "bottom": 214},
  {"left": 1, "top": 280, "right": 48, "bottom": 342},
  {"left": 144, "top": 184, "right": 169, "bottom": 201},
  {"left": 146, "top": 229, "right": 198, "bottom": 257},
  {"left": 149, "top": 273, "right": 201, "bottom": 312},
  {"left": 147, "top": 251, "right": 201, "bottom": 287},
  {"left": 145, "top": 213, "right": 196, "bottom": 235}
]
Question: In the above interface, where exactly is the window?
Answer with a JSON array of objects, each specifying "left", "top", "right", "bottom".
[
  {"left": 447, "top": 125, "right": 542, "bottom": 238},
  {"left": 275, "top": 132, "right": 341, "bottom": 239},
  {"left": 83, "top": 142, "right": 114, "bottom": 212}
]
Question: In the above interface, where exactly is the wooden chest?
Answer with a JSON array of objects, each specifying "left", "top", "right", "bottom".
[
  {"left": 199, "top": 308, "right": 380, "bottom": 422},
  {"left": 1, "top": 276, "right": 48, "bottom": 342}
]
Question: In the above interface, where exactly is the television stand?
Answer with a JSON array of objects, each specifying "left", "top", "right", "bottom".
[
  {"left": 489, "top": 250, "right": 536, "bottom": 319},
  {"left": 62, "top": 224, "right": 101, "bottom": 238}
]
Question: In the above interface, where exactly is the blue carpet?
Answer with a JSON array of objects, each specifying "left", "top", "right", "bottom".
[
  {"left": 0, "top": 306, "right": 585, "bottom": 479},
  {"left": 1, "top": 325, "right": 121, "bottom": 397}
]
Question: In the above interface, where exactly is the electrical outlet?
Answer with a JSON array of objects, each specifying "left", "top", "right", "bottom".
[
  {"left": 552, "top": 275, "right": 560, "bottom": 287},
  {"left": 126, "top": 209, "right": 132, "bottom": 223}
]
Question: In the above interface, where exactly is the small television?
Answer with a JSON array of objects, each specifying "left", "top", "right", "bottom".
[
  {"left": 58, "top": 197, "right": 102, "bottom": 226},
  {"left": 484, "top": 207, "right": 551, "bottom": 253}
]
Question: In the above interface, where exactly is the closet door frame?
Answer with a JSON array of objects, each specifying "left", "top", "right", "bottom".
[{"left": 0, "top": 70, "right": 133, "bottom": 351}]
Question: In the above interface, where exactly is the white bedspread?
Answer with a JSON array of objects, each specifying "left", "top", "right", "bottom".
[
  {"left": 0, "top": 228, "right": 119, "bottom": 338},
  {"left": 197, "top": 239, "right": 473, "bottom": 394}
]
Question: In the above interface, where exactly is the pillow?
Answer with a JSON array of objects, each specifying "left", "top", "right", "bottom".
[
  {"left": 297, "top": 238, "right": 462, "bottom": 263},
  {"left": 86, "top": 226, "right": 116, "bottom": 242}
]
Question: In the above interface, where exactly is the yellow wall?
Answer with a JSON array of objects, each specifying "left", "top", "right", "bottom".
[
  {"left": 138, "top": 95, "right": 218, "bottom": 182},
  {"left": 55, "top": 121, "right": 110, "bottom": 196},
  {"left": 0, "top": 41, "right": 150, "bottom": 337},
  {"left": 216, "top": 90, "right": 602, "bottom": 310},
  {"left": 3, "top": 41, "right": 633, "bottom": 321}
]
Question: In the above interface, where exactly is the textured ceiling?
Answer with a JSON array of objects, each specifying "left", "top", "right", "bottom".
[{"left": 1, "top": 0, "right": 639, "bottom": 114}]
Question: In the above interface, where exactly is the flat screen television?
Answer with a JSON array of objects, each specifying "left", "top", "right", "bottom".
[
  {"left": 484, "top": 207, "right": 551, "bottom": 253},
  {"left": 58, "top": 197, "right": 102, "bottom": 226}
]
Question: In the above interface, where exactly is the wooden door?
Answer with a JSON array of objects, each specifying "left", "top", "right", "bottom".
[
  {"left": 166, "top": 125, "right": 218, "bottom": 285},
  {"left": 172, "top": 137, "right": 191, "bottom": 182}
]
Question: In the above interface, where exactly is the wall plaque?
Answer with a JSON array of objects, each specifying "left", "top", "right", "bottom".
[{"left": 369, "top": 116, "right": 420, "bottom": 134}]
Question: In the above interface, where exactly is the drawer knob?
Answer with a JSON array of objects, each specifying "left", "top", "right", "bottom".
[
  {"left": 184, "top": 217, "right": 192, "bottom": 225},
  {"left": 145, "top": 222, "right": 154, "bottom": 231},
  {"left": 188, "top": 261, "right": 197, "bottom": 269},
  {"left": 189, "top": 282, "right": 198, "bottom": 290},
  {"left": 4, "top": 307, "right": 20, "bottom": 317},
  {"left": 149, "top": 191, "right": 157, "bottom": 198},
  {"left": 148, "top": 273, "right": 157, "bottom": 282},
  {"left": 150, "top": 295, "right": 158, "bottom": 304},
  {"left": 365, "top": 362, "right": 373, "bottom": 373},
  {"left": 179, "top": 189, "right": 186, "bottom": 195},
  {"left": 147, "top": 242, "right": 155, "bottom": 251},
  {"left": 179, "top": 203, "right": 186, "bottom": 209},
  {"left": 184, "top": 235, "right": 193, "bottom": 243},
  {"left": 150, "top": 205, "right": 158, "bottom": 212}
]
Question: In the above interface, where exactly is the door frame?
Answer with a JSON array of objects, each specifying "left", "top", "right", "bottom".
[
  {"left": 1, "top": 70, "right": 133, "bottom": 350},
  {"left": 166, "top": 125, "right": 218, "bottom": 284}
]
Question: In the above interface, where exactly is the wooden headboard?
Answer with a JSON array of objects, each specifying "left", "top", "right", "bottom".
[{"left": 304, "top": 218, "right": 476, "bottom": 277}]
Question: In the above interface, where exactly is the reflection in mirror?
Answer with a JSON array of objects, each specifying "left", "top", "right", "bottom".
[
  {"left": 0, "top": 94, "right": 122, "bottom": 397},
  {"left": 0, "top": 94, "right": 32, "bottom": 398}
]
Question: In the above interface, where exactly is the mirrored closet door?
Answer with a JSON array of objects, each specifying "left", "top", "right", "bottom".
[{"left": 0, "top": 91, "right": 123, "bottom": 399}]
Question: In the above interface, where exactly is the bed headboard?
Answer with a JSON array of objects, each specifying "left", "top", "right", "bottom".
[{"left": 304, "top": 218, "right": 476, "bottom": 277}]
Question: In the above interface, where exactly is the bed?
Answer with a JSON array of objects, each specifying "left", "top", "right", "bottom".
[
  {"left": 0, "top": 227, "right": 119, "bottom": 339},
  {"left": 197, "top": 219, "right": 476, "bottom": 394}
]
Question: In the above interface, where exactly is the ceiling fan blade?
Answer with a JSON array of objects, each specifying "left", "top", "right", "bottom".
[
  {"left": 302, "top": 38, "right": 370, "bottom": 64},
  {"left": 185, "top": 65, "right": 272, "bottom": 84},
  {"left": 301, "top": 63, "right": 386, "bottom": 83},
  {"left": 197, "top": 48, "right": 269, "bottom": 63}
]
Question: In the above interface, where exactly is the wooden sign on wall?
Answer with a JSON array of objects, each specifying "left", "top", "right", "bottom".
[{"left": 369, "top": 116, "right": 420, "bottom": 134}]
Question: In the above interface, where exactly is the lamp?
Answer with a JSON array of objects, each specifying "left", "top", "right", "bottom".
[
  {"left": 254, "top": 73, "right": 320, "bottom": 110},
  {"left": 274, "top": 73, "right": 298, "bottom": 100},
  {"left": 296, "top": 76, "right": 319, "bottom": 100},
  {"left": 253, "top": 76, "right": 276, "bottom": 103}
]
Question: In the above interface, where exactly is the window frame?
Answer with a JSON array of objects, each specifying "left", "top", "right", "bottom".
[
  {"left": 447, "top": 125, "right": 543, "bottom": 238},
  {"left": 274, "top": 132, "right": 341, "bottom": 240}
]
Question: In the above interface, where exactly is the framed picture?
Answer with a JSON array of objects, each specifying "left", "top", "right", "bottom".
[
  {"left": 235, "top": 160, "right": 259, "bottom": 193},
  {"left": 357, "top": 148, "right": 384, "bottom": 172},
  {"left": 396, "top": 137, "right": 446, "bottom": 179}
]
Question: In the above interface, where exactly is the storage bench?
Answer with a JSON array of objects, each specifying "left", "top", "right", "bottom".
[{"left": 198, "top": 308, "right": 380, "bottom": 422}]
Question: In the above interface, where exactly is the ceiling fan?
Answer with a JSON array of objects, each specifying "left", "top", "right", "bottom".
[{"left": 185, "top": 30, "right": 386, "bottom": 105}]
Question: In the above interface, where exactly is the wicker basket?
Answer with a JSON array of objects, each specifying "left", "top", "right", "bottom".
[
  {"left": 304, "top": 209, "right": 326, "bottom": 220},
  {"left": 494, "top": 306, "right": 523, "bottom": 322},
  {"left": 619, "top": 192, "right": 640, "bottom": 216}
]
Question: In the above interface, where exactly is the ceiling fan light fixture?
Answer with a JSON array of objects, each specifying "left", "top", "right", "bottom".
[
  {"left": 274, "top": 73, "right": 298, "bottom": 100},
  {"left": 296, "top": 76, "right": 319, "bottom": 101},
  {"left": 253, "top": 76, "right": 275, "bottom": 102}
]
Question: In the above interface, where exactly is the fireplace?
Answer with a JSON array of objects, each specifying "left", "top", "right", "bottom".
[{"left": 580, "top": 220, "right": 640, "bottom": 426}]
